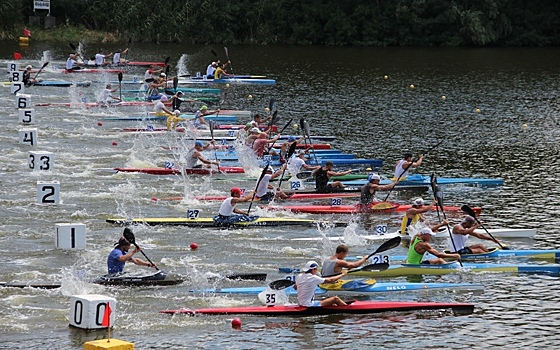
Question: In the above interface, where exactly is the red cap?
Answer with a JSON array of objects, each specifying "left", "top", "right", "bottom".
[{"left": 231, "top": 187, "right": 242, "bottom": 196}]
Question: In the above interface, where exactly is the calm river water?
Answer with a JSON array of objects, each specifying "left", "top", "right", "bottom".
[{"left": 0, "top": 42, "right": 559, "bottom": 349}]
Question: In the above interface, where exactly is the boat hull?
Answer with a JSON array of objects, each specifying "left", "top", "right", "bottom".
[
  {"left": 106, "top": 217, "right": 348, "bottom": 228},
  {"left": 160, "top": 300, "right": 474, "bottom": 316},
  {"left": 268, "top": 203, "right": 482, "bottom": 215},
  {"left": 92, "top": 271, "right": 184, "bottom": 286}
]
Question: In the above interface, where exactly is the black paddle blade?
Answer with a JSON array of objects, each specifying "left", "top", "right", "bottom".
[
  {"left": 211, "top": 48, "right": 218, "bottom": 57},
  {"left": 461, "top": 204, "right": 477, "bottom": 218},
  {"left": 299, "top": 117, "right": 305, "bottom": 133},
  {"left": 123, "top": 227, "right": 135, "bottom": 244},
  {"left": 280, "top": 118, "right": 293, "bottom": 134},
  {"left": 269, "top": 279, "right": 295, "bottom": 290},
  {"left": 268, "top": 97, "right": 275, "bottom": 111},
  {"left": 165, "top": 65, "right": 170, "bottom": 75},
  {"left": 287, "top": 141, "right": 298, "bottom": 159},
  {"left": 164, "top": 56, "right": 170, "bottom": 65},
  {"left": 226, "top": 273, "right": 267, "bottom": 281},
  {"left": 118, "top": 72, "right": 123, "bottom": 82},
  {"left": 69, "top": 43, "right": 76, "bottom": 51},
  {"left": 173, "top": 76, "right": 178, "bottom": 90},
  {"left": 209, "top": 120, "right": 215, "bottom": 139},
  {"left": 366, "top": 236, "right": 401, "bottom": 259},
  {"left": 270, "top": 110, "right": 279, "bottom": 127}
]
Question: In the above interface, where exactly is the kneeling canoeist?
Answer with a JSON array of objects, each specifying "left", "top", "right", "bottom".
[
  {"left": 406, "top": 223, "right": 461, "bottom": 265},
  {"left": 312, "top": 161, "right": 353, "bottom": 193},
  {"left": 450, "top": 215, "right": 500, "bottom": 254},
  {"left": 322, "top": 244, "right": 369, "bottom": 276},
  {"left": 107, "top": 232, "right": 157, "bottom": 274},
  {"left": 400, "top": 198, "right": 436, "bottom": 235},
  {"left": 214, "top": 187, "right": 254, "bottom": 225},
  {"left": 359, "top": 173, "right": 397, "bottom": 205},
  {"left": 295, "top": 261, "right": 348, "bottom": 307}
]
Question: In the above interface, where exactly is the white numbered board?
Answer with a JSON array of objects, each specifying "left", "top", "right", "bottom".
[
  {"left": 69, "top": 295, "right": 116, "bottom": 329},
  {"left": 289, "top": 179, "right": 303, "bottom": 191},
  {"left": 55, "top": 223, "right": 86, "bottom": 249},
  {"left": 369, "top": 254, "right": 389, "bottom": 264},
  {"left": 15, "top": 94, "right": 31, "bottom": 109},
  {"left": 18, "top": 109, "right": 35, "bottom": 124},
  {"left": 10, "top": 71, "right": 22, "bottom": 82},
  {"left": 187, "top": 209, "right": 201, "bottom": 219},
  {"left": 19, "top": 128, "right": 38, "bottom": 146},
  {"left": 331, "top": 198, "right": 342, "bottom": 206},
  {"left": 37, "top": 181, "right": 60, "bottom": 204},
  {"left": 28, "top": 151, "right": 54, "bottom": 171},
  {"left": 6, "top": 62, "right": 18, "bottom": 72},
  {"left": 374, "top": 224, "right": 388, "bottom": 235},
  {"left": 11, "top": 82, "right": 25, "bottom": 95}
]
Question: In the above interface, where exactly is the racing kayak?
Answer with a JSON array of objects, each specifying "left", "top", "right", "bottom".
[
  {"left": 193, "top": 279, "right": 484, "bottom": 296},
  {"left": 292, "top": 227, "right": 536, "bottom": 242},
  {"left": 1, "top": 80, "right": 91, "bottom": 87},
  {"left": 341, "top": 175, "right": 505, "bottom": 187},
  {"left": 35, "top": 101, "right": 156, "bottom": 108},
  {"left": 63, "top": 68, "right": 125, "bottom": 74},
  {"left": 164, "top": 88, "right": 221, "bottom": 95},
  {"left": 104, "top": 115, "right": 238, "bottom": 123},
  {"left": 160, "top": 300, "right": 475, "bottom": 316},
  {"left": 190, "top": 192, "right": 361, "bottom": 201},
  {"left": 280, "top": 262, "right": 560, "bottom": 277},
  {"left": 106, "top": 217, "right": 348, "bottom": 228},
  {"left": 113, "top": 166, "right": 245, "bottom": 175},
  {"left": 442, "top": 247, "right": 559, "bottom": 262},
  {"left": 267, "top": 203, "right": 482, "bottom": 214},
  {"left": 176, "top": 78, "right": 275, "bottom": 85}
]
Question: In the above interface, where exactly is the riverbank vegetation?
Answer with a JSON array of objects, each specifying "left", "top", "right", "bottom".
[{"left": 2, "top": 0, "right": 559, "bottom": 46}]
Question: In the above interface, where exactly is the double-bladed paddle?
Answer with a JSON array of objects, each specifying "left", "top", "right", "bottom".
[
  {"left": 209, "top": 120, "right": 219, "bottom": 167},
  {"left": 461, "top": 204, "right": 506, "bottom": 249},
  {"left": 123, "top": 38, "right": 132, "bottom": 61},
  {"left": 365, "top": 236, "right": 402, "bottom": 260},
  {"left": 122, "top": 227, "right": 159, "bottom": 270},
  {"left": 69, "top": 43, "right": 83, "bottom": 61},
  {"left": 277, "top": 141, "right": 297, "bottom": 190},
  {"left": 247, "top": 163, "right": 270, "bottom": 215},
  {"left": 430, "top": 174, "right": 462, "bottom": 266},
  {"left": 224, "top": 47, "right": 234, "bottom": 75},
  {"left": 302, "top": 119, "right": 318, "bottom": 165},
  {"left": 33, "top": 62, "right": 49, "bottom": 80}
]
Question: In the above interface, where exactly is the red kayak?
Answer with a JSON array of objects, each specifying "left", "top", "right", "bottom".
[
  {"left": 64, "top": 68, "right": 125, "bottom": 74},
  {"left": 114, "top": 166, "right": 244, "bottom": 175},
  {"left": 35, "top": 101, "right": 156, "bottom": 108},
  {"left": 160, "top": 300, "right": 474, "bottom": 316},
  {"left": 267, "top": 202, "right": 482, "bottom": 214},
  {"left": 161, "top": 143, "right": 332, "bottom": 151}
]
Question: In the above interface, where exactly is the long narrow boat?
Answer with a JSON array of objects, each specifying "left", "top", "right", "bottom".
[
  {"left": 442, "top": 247, "right": 559, "bottom": 262},
  {"left": 1, "top": 80, "right": 91, "bottom": 87},
  {"left": 113, "top": 166, "right": 245, "bottom": 175},
  {"left": 106, "top": 217, "right": 348, "bottom": 228},
  {"left": 280, "top": 262, "right": 560, "bottom": 277},
  {"left": 267, "top": 203, "right": 482, "bottom": 215},
  {"left": 35, "top": 101, "right": 156, "bottom": 108},
  {"left": 341, "top": 175, "right": 504, "bottom": 187},
  {"left": 83, "top": 61, "right": 167, "bottom": 67},
  {"left": 160, "top": 300, "right": 475, "bottom": 316},
  {"left": 190, "top": 192, "right": 361, "bottom": 201},
  {"left": 193, "top": 279, "right": 484, "bottom": 296},
  {"left": 63, "top": 68, "right": 125, "bottom": 74},
  {"left": 176, "top": 77, "right": 276, "bottom": 85}
]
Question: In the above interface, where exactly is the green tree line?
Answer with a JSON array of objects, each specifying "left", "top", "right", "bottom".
[{"left": 2, "top": 0, "right": 559, "bottom": 46}]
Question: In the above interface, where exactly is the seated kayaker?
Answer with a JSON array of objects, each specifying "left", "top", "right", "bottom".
[
  {"left": 394, "top": 152, "right": 423, "bottom": 180},
  {"left": 400, "top": 198, "right": 436, "bottom": 235},
  {"left": 191, "top": 105, "right": 219, "bottom": 130},
  {"left": 206, "top": 61, "right": 217, "bottom": 79},
  {"left": 214, "top": 62, "right": 232, "bottom": 79},
  {"left": 112, "top": 48, "right": 129, "bottom": 64},
  {"left": 294, "top": 261, "right": 348, "bottom": 307},
  {"left": 185, "top": 140, "right": 219, "bottom": 168},
  {"left": 406, "top": 223, "right": 461, "bottom": 265},
  {"left": 107, "top": 235, "right": 157, "bottom": 274},
  {"left": 287, "top": 150, "right": 319, "bottom": 174},
  {"left": 153, "top": 95, "right": 173, "bottom": 117},
  {"left": 66, "top": 53, "right": 83, "bottom": 71},
  {"left": 450, "top": 215, "right": 500, "bottom": 254},
  {"left": 359, "top": 173, "right": 397, "bottom": 205},
  {"left": 322, "top": 244, "right": 369, "bottom": 276},
  {"left": 166, "top": 110, "right": 185, "bottom": 131},
  {"left": 254, "top": 165, "right": 290, "bottom": 200},
  {"left": 252, "top": 113, "right": 272, "bottom": 125},
  {"left": 252, "top": 132, "right": 280, "bottom": 157},
  {"left": 94, "top": 49, "right": 113, "bottom": 66},
  {"left": 22, "top": 65, "right": 39, "bottom": 86},
  {"left": 312, "top": 161, "right": 353, "bottom": 193},
  {"left": 214, "top": 187, "right": 255, "bottom": 225},
  {"left": 98, "top": 84, "right": 121, "bottom": 105}
]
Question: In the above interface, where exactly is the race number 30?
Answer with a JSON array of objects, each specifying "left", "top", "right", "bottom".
[{"left": 37, "top": 181, "right": 60, "bottom": 205}]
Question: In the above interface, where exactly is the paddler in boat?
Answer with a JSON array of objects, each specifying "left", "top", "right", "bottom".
[
  {"left": 322, "top": 244, "right": 369, "bottom": 276},
  {"left": 245, "top": 127, "right": 263, "bottom": 146},
  {"left": 295, "top": 261, "right": 348, "bottom": 307},
  {"left": 279, "top": 136, "right": 305, "bottom": 163},
  {"left": 191, "top": 105, "right": 220, "bottom": 130},
  {"left": 112, "top": 48, "right": 129, "bottom": 64},
  {"left": 400, "top": 197, "right": 436, "bottom": 235},
  {"left": 185, "top": 140, "right": 220, "bottom": 168},
  {"left": 206, "top": 61, "right": 218, "bottom": 79},
  {"left": 154, "top": 94, "right": 173, "bottom": 115},
  {"left": 66, "top": 53, "right": 83, "bottom": 71},
  {"left": 214, "top": 187, "right": 253, "bottom": 225},
  {"left": 252, "top": 113, "right": 272, "bottom": 125},
  {"left": 167, "top": 110, "right": 185, "bottom": 131},
  {"left": 312, "top": 161, "right": 353, "bottom": 193},
  {"left": 94, "top": 49, "right": 113, "bottom": 66},
  {"left": 253, "top": 165, "right": 291, "bottom": 200},
  {"left": 169, "top": 91, "right": 186, "bottom": 111},
  {"left": 107, "top": 233, "right": 157, "bottom": 274},
  {"left": 359, "top": 173, "right": 397, "bottom": 206},
  {"left": 406, "top": 224, "right": 461, "bottom": 265},
  {"left": 287, "top": 149, "right": 319, "bottom": 174},
  {"left": 394, "top": 152, "right": 423, "bottom": 180},
  {"left": 146, "top": 73, "right": 167, "bottom": 100},
  {"left": 214, "top": 61, "right": 232, "bottom": 79},
  {"left": 450, "top": 215, "right": 500, "bottom": 254},
  {"left": 144, "top": 66, "right": 164, "bottom": 82},
  {"left": 252, "top": 132, "right": 280, "bottom": 157},
  {"left": 98, "top": 84, "right": 121, "bottom": 105},
  {"left": 22, "top": 65, "right": 39, "bottom": 86}
]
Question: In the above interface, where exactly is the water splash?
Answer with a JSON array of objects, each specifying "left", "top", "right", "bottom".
[{"left": 176, "top": 54, "right": 189, "bottom": 77}]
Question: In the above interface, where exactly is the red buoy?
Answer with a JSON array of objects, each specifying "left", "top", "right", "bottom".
[
  {"left": 231, "top": 318, "right": 242, "bottom": 329},
  {"left": 190, "top": 243, "right": 198, "bottom": 250},
  {"left": 112, "top": 141, "right": 117, "bottom": 146},
  {"left": 97, "top": 122, "right": 103, "bottom": 126}
]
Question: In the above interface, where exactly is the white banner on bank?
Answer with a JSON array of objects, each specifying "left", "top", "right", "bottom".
[{"left": 34, "top": 0, "right": 50, "bottom": 11}]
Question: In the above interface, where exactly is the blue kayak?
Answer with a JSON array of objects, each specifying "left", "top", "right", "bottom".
[
  {"left": 192, "top": 279, "right": 483, "bottom": 296},
  {"left": 390, "top": 247, "right": 560, "bottom": 263},
  {"left": 341, "top": 174, "right": 504, "bottom": 187},
  {"left": 215, "top": 158, "right": 383, "bottom": 168}
]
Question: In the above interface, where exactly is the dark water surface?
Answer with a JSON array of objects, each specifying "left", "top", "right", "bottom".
[{"left": 0, "top": 43, "right": 559, "bottom": 348}]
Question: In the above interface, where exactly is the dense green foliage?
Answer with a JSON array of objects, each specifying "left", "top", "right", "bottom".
[{"left": 6, "top": 0, "right": 560, "bottom": 46}]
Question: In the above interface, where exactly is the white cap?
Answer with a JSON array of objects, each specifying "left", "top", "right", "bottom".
[
  {"left": 303, "top": 261, "right": 319, "bottom": 272},
  {"left": 420, "top": 227, "right": 436, "bottom": 236},
  {"left": 173, "top": 110, "right": 180, "bottom": 116},
  {"left": 413, "top": 198, "right": 424, "bottom": 206},
  {"left": 160, "top": 72, "right": 166, "bottom": 77},
  {"left": 160, "top": 95, "right": 168, "bottom": 102},
  {"left": 26, "top": 65, "right": 32, "bottom": 69},
  {"left": 251, "top": 127, "right": 261, "bottom": 133}
]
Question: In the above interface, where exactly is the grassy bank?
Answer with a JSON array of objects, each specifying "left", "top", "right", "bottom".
[{"left": 0, "top": 25, "right": 122, "bottom": 43}]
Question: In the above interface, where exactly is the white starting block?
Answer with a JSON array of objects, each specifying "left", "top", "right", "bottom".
[
  {"left": 55, "top": 223, "right": 86, "bottom": 249},
  {"left": 19, "top": 128, "right": 37, "bottom": 146},
  {"left": 28, "top": 151, "right": 54, "bottom": 171},
  {"left": 37, "top": 180, "right": 60, "bottom": 204},
  {"left": 69, "top": 294, "right": 116, "bottom": 330},
  {"left": 18, "top": 109, "right": 35, "bottom": 124},
  {"left": 16, "top": 93, "right": 31, "bottom": 109}
]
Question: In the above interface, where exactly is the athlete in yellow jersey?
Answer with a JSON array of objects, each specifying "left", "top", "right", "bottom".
[{"left": 400, "top": 198, "right": 436, "bottom": 235}]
